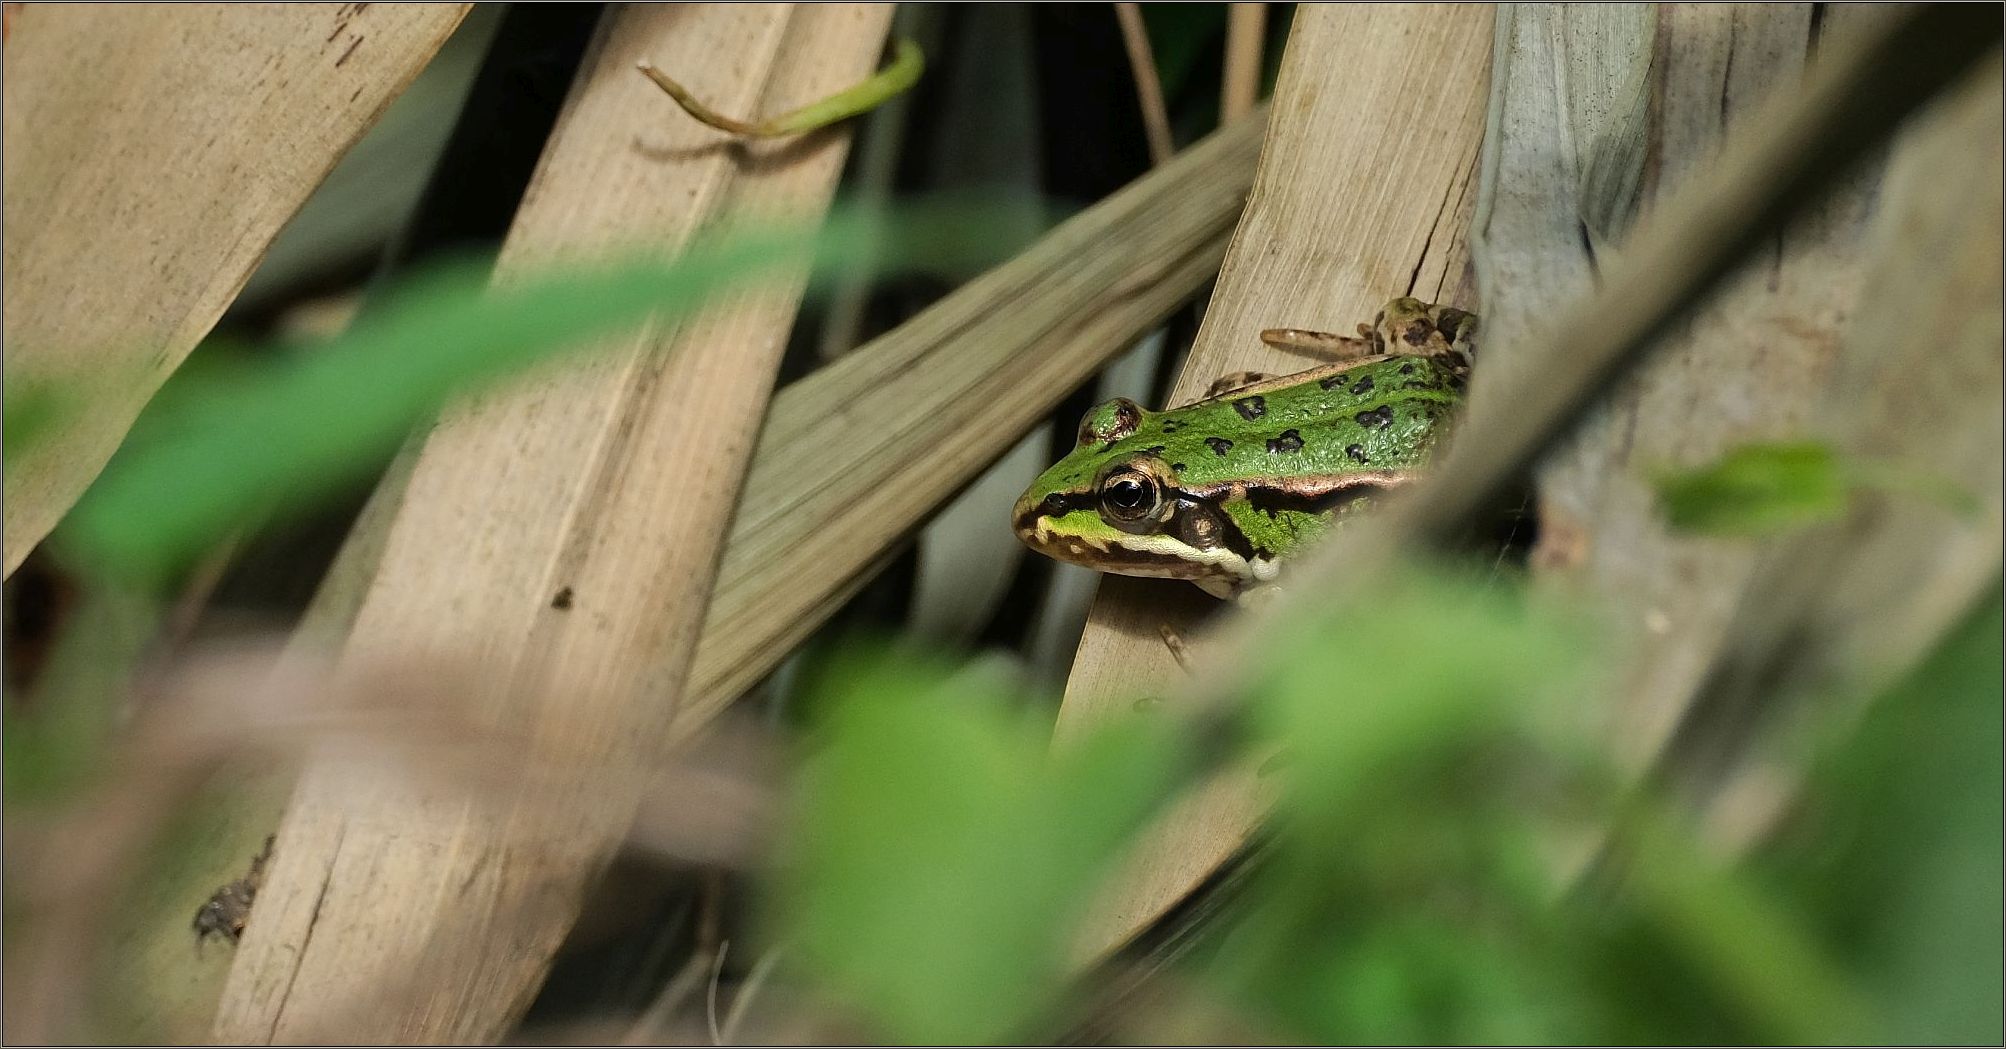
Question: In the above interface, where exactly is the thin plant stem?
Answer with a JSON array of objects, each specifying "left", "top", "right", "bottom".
[
  {"left": 1223, "top": 3, "right": 1268, "bottom": 122},
  {"left": 1115, "top": 3, "right": 1174, "bottom": 166}
]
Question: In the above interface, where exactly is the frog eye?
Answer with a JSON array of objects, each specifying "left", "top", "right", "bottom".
[
  {"left": 1078, "top": 398, "right": 1144, "bottom": 446},
  {"left": 1096, "top": 468, "right": 1162, "bottom": 526}
]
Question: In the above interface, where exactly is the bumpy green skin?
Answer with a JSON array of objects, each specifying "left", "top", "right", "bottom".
[
  {"left": 1040, "top": 355, "right": 1460, "bottom": 500},
  {"left": 1011, "top": 299, "right": 1473, "bottom": 598}
]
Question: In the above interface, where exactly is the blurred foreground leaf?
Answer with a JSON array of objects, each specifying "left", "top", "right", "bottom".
[
  {"left": 1655, "top": 441, "right": 1850, "bottom": 536},
  {"left": 43, "top": 199, "right": 1028, "bottom": 589},
  {"left": 1655, "top": 440, "right": 1979, "bottom": 537},
  {"left": 1204, "top": 562, "right": 1994, "bottom": 1044},
  {"left": 764, "top": 560, "right": 1994, "bottom": 1045},
  {"left": 2, "top": 381, "right": 73, "bottom": 463},
  {"left": 778, "top": 652, "right": 1187, "bottom": 1043},
  {"left": 1762, "top": 590, "right": 2004, "bottom": 1042},
  {"left": 56, "top": 237, "right": 816, "bottom": 587},
  {"left": 1251, "top": 562, "right": 1597, "bottom": 819},
  {"left": 1, "top": 586, "right": 163, "bottom": 803},
  {"left": 1213, "top": 562, "right": 1608, "bottom": 1043}
]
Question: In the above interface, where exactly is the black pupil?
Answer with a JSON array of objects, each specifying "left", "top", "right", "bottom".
[{"left": 1107, "top": 477, "right": 1148, "bottom": 510}]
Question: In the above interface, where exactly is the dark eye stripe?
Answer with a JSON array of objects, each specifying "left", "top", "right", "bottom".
[{"left": 1014, "top": 489, "right": 1099, "bottom": 532}]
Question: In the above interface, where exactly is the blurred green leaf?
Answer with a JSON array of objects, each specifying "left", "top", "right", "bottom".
[
  {"left": 57, "top": 236, "right": 816, "bottom": 588},
  {"left": 1250, "top": 560, "right": 1602, "bottom": 830},
  {"left": 4, "top": 356, "right": 160, "bottom": 479},
  {"left": 764, "top": 550, "right": 1993, "bottom": 1046},
  {"left": 777, "top": 649, "right": 1188, "bottom": 1043},
  {"left": 1209, "top": 561, "right": 1608, "bottom": 1043},
  {"left": 1621, "top": 806, "right": 1880, "bottom": 1044},
  {"left": 49, "top": 198, "right": 1032, "bottom": 590},
  {"left": 1655, "top": 441, "right": 1850, "bottom": 536},
  {"left": 2, "top": 585, "right": 163, "bottom": 803},
  {"left": 1762, "top": 590, "right": 2004, "bottom": 1042},
  {"left": 1657, "top": 441, "right": 1982, "bottom": 536},
  {"left": 2, "top": 380, "right": 71, "bottom": 463},
  {"left": 1197, "top": 560, "right": 1996, "bottom": 1044}
]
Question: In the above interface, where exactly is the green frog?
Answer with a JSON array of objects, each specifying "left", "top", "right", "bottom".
[{"left": 1011, "top": 297, "right": 1476, "bottom": 600}]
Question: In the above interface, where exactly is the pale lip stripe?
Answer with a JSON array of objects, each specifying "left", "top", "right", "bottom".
[{"left": 1015, "top": 510, "right": 1267, "bottom": 588}]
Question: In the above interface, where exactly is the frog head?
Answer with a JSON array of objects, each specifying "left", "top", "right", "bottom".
[{"left": 1011, "top": 397, "right": 1262, "bottom": 598}]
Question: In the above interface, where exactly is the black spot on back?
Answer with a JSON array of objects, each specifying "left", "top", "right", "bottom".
[
  {"left": 1349, "top": 375, "right": 1375, "bottom": 396},
  {"left": 1355, "top": 404, "right": 1395, "bottom": 428},
  {"left": 1399, "top": 362, "right": 1416, "bottom": 375},
  {"left": 1232, "top": 395, "right": 1266, "bottom": 421},
  {"left": 1205, "top": 436, "right": 1233, "bottom": 456},
  {"left": 1319, "top": 374, "right": 1346, "bottom": 390},
  {"left": 1266, "top": 429, "right": 1304, "bottom": 454},
  {"left": 1345, "top": 444, "right": 1368, "bottom": 463}
]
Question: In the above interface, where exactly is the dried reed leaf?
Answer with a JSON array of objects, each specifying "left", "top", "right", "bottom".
[
  {"left": 1054, "top": 2, "right": 1495, "bottom": 960},
  {"left": 1487, "top": 4, "right": 1884, "bottom": 777},
  {"left": 1677, "top": 57, "right": 2003, "bottom": 849},
  {"left": 1, "top": 4, "right": 470, "bottom": 575},
  {"left": 1, "top": 633, "right": 779, "bottom": 1045},
  {"left": 681, "top": 110, "right": 1266, "bottom": 730},
  {"left": 1172, "top": 0, "right": 1998, "bottom": 878},
  {"left": 1460, "top": 4, "right": 2000, "bottom": 861},
  {"left": 213, "top": 6, "right": 893, "bottom": 1043},
  {"left": 1062, "top": 1, "right": 2000, "bottom": 963},
  {"left": 132, "top": 29, "right": 1262, "bottom": 1042}
]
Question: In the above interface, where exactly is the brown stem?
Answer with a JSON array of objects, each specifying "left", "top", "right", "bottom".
[
  {"left": 1115, "top": 3, "right": 1174, "bottom": 166},
  {"left": 1223, "top": 3, "right": 1268, "bottom": 122}
]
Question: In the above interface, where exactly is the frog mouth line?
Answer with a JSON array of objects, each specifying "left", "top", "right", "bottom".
[{"left": 1015, "top": 518, "right": 1259, "bottom": 583}]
